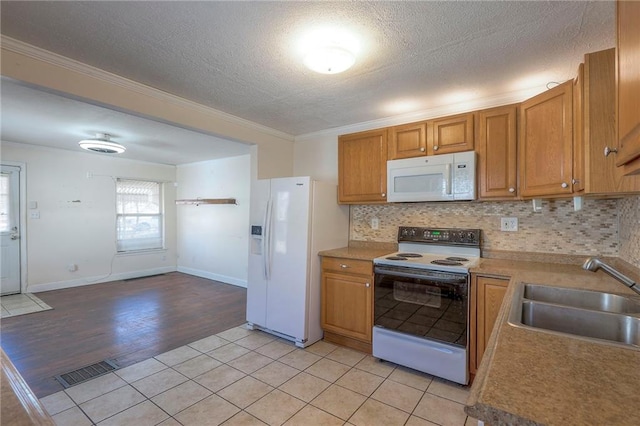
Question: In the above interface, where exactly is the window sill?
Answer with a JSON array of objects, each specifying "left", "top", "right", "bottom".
[{"left": 116, "top": 248, "right": 167, "bottom": 257}]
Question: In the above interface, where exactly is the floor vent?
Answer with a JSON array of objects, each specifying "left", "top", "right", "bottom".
[
  {"left": 123, "top": 274, "right": 165, "bottom": 282},
  {"left": 54, "top": 359, "right": 119, "bottom": 388}
]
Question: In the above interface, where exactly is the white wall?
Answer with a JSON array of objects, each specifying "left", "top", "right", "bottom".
[
  {"left": 1, "top": 142, "right": 177, "bottom": 293},
  {"left": 176, "top": 155, "right": 251, "bottom": 287},
  {"left": 294, "top": 132, "right": 340, "bottom": 183}
]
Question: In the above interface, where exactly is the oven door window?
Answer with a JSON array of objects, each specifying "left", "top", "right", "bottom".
[{"left": 374, "top": 272, "right": 468, "bottom": 347}]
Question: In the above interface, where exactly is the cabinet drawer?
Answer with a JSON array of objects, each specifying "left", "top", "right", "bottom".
[{"left": 322, "top": 257, "right": 372, "bottom": 275}]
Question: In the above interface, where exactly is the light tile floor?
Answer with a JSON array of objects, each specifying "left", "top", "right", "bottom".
[
  {"left": 41, "top": 325, "right": 478, "bottom": 426},
  {"left": 0, "top": 293, "right": 52, "bottom": 318}
]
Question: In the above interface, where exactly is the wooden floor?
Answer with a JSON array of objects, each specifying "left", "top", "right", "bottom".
[{"left": 0, "top": 272, "right": 247, "bottom": 398}]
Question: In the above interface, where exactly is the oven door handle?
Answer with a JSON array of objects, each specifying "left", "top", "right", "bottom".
[
  {"left": 375, "top": 269, "right": 467, "bottom": 284},
  {"left": 430, "top": 345, "right": 454, "bottom": 354}
]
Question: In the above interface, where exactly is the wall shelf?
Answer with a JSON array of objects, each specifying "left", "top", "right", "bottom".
[{"left": 175, "top": 198, "right": 237, "bottom": 206}]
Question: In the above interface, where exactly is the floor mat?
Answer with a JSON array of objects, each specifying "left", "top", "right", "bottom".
[{"left": 1, "top": 293, "right": 52, "bottom": 318}]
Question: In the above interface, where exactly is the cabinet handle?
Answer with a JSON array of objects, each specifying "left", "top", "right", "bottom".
[
  {"left": 572, "top": 179, "right": 580, "bottom": 185},
  {"left": 365, "top": 283, "right": 370, "bottom": 287},
  {"left": 561, "top": 182, "right": 569, "bottom": 188},
  {"left": 604, "top": 146, "right": 618, "bottom": 157},
  {"left": 420, "top": 147, "right": 425, "bottom": 152},
  {"left": 433, "top": 145, "right": 439, "bottom": 151},
  {"left": 381, "top": 193, "right": 386, "bottom": 197},
  {"left": 508, "top": 187, "right": 515, "bottom": 193},
  {"left": 340, "top": 264, "right": 350, "bottom": 269}
]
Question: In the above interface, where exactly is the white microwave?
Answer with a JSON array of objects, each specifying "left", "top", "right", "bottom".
[{"left": 387, "top": 151, "right": 476, "bottom": 202}]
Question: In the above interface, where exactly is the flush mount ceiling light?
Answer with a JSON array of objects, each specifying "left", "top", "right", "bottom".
[
  {"left": 78, "top": 133, "right": 126, "bottom": 154},
  {"left": 304, "top": 45, "right": 356, "bottom": 74},
  {"left": 300, "top": 28, "right": 360, "bottom": 75}
]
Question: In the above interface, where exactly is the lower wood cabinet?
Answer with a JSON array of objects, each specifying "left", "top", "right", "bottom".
[
  {"left": 321, "top": 257, "right": 373, "bottom": 353},
  {"left": 470, "top": 274, "right": 509, "bottom": 374}
]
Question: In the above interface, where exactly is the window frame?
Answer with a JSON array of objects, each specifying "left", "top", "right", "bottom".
[{"left": 115, "top": 178, "right": 165, "bottom": 253}]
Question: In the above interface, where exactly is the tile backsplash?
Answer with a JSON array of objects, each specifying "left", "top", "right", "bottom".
[
  {"left": 351, "top": 197, "right": 626, "bottom": 259},
  {"left": 618, "top": 195, "right": 640, "bottom": 267}
]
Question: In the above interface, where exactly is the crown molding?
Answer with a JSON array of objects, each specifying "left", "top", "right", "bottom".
[
  {"left": 1, "top": 36, "right": 294, "bottom": 142},
  {"left": 295, "top": 85, "right": 547, "bottom": 142}
]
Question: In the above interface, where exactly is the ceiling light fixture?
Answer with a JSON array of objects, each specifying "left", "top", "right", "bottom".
[
  {"left": 304, "top": 45, "right": 356, "bottom": 74},
  {"left": 78, "top": 133, "right": 126, "bottom": 154},
  {"left": 300, "top": 27, "right": 359, "bottom": 75}
]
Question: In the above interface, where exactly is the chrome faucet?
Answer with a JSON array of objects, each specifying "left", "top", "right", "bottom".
[{"left": 583, "top": 257, "right": 640, "bottom": 296}]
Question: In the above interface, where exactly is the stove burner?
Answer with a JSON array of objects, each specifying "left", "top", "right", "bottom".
[
  {"left": 431, "top": 259, "right": 463, "bottom": 266},
  {"left": 396, "top": 253, "right": 423, "bottom": 258},
  {"left": 446, "top": 256, "right": 469, "bottom": 262},
  {"left": 386, "top": 256, "right": 408, "bottom": 261}
]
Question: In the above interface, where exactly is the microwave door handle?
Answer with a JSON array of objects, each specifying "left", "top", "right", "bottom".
[{"left": 445, "top": 164, "right": 452, "bottom": 195}]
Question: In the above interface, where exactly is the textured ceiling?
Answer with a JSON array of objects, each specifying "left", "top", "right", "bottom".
[{"left": 1, "top": 1, "right": 615, "bottom": 137}]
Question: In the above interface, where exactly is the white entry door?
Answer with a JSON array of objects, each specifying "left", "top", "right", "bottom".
[{"left": 1, "top": 165, "right": 21, "bottom": 295}]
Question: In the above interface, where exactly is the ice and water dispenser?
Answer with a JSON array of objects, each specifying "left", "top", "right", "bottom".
[{"left": 250, "top": 225, "right": 263, "bottom": 255}]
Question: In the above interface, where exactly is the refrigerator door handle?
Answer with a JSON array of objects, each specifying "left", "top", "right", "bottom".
[{"left": 263, "top": 198, "right": 273, "bottom": 280}]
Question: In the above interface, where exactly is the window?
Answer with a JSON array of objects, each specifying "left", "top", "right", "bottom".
[
  {"left": 0, "top": 173, "right": 10, "bottom": 232},
  {"left": 116, "top": 179, "right": 163, "bottom": 252}
]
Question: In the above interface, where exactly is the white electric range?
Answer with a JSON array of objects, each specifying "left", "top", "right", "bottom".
[{"left": 372, "top": 226, "right": 481, "bottom": 385}]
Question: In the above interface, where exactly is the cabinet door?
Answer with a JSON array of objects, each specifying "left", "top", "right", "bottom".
[
  {"left": 389, "top": 122, "right": 427, "bottom": 159},
  {"left": 338, "top": 129, "right": 388, "bottom": 204},
  {"left": 477, "top": 105, "right": 518, "bottom": 199},
  {"left": 429, "top": 112, "right": 475, "bottom": 155},
  {"left": 581, "top": 49, "right": 640, "bottom": 194},
  {"left": 321, "top": 271, "right": 372, "bottom": 343},
  {"left": 616, "top": 0, "right": 640, "bottom": 175},
  {"left": 573, "top": 63, "right": 585, "bottom": 193},
  {"left": 519, "top": 81, "right": 573, "bottom": 197},
  {"left": 475, "top": 276, "right": 508, "bottom": 371}
]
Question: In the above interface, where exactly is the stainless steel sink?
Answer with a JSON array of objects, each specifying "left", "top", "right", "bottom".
[
  {"left": 523, "top": 284, "right": 640, "bottom": 314},
  {"left": 508, "top": 283, "right": 640, "bottom": 349},
  {"left": 520, "top": 301, "right": 640, "bottom": 346}
]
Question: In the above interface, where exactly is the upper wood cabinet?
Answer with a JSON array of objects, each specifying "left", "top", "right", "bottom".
[
  {"left": 429, "top": 112, "right": 475, "bottom": 155},
  {"left": 519, "top": 81, "right": 574, "bottom": 198},
  {"left": 338, "top": 129, "right": 388, "bottom": 204},
  {"left": 615, "top": 0, "right": 640, "bottom": 175},
  {"left": 476, "top": 105, "right": 518, "bottom": 200},
  {"left": 389, "top": 122, "right": 427, "bottom": 160},
  {"left": 573, "top": 62, "right": 586, "bottom": 194},
  {"left": 575, "top": 48, "right": 640, "bottom": 194}
]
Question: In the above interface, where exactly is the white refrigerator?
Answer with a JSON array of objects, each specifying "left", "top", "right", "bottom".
[{"left": 247, "top": 176, "right": 349, "bottom": 347}]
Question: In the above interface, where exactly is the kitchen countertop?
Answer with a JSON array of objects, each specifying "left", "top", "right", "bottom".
[
  {"left": 318, "top": 241, "right": 397, "bottom": 261},
  {"left": 465, "top": 262, "right": 640, "bottom": 426}
]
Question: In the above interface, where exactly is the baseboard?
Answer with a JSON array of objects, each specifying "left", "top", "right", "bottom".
[
  {"left": 176, "top": 266, "right": 247, "bottom": 288},
  {"left": 27, "top": 267, "right": 177, "bottom": 293},
  {"left": 323, "top": 331, "right": 372, "bottom": 354}
]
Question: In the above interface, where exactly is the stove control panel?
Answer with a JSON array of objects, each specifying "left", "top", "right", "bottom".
[{"left": 398, "top": 226, "right": 481, "bottom": 247}]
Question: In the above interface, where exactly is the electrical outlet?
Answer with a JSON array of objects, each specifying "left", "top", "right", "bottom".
[
  {"left": 371, "top": 217, "right": 380, "bottom": 230},
  {"left": 500, "top": 217, "right": 518, "bottom": 232}
]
